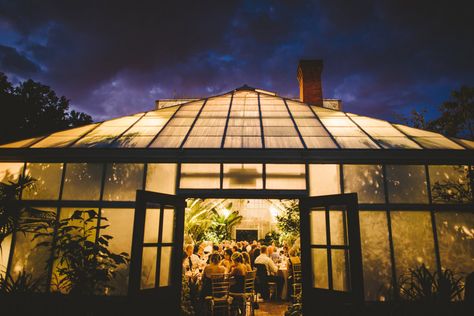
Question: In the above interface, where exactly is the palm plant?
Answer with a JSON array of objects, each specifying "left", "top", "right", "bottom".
[
  {"left": 0, "top": 270, "right": 42, "bottom": 294},
  {"left": 398, "top": 264, "right": 464, "bottom": 302},
  {"left": 207, "top": 206, "right": 242, "bottom": 241},
  {"left": 184, "top": 198, "right": 215, "bottom": 243},
  {"left": 0, "top": 174, "right": 55, "bottom": 248}
]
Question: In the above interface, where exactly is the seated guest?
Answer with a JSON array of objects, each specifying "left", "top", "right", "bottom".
[
  {"left": 229, "top": 252, "right": 247, "bottom": 291},
  {"left": 268, "top": 246, "right": 280, "bottom": 263},
  {"left": 183, "top": 244, "right": 200, "bottom": 271},
  {"left": 201, "top": 252, "right": 226, "bottom": 301},
  {"left": 241, "top": 251, "right": 252, "bottom": 272},
  {"left": 251, "top": 248, "right": 260, "bottom": 268},
  {"left": 220, "top": 248, "right": 233, "bottom": 273},
  {"left": 196, "top": 244, "right": 206, "bottom": 260},
  {"left": 255, "top": 246, "right": 283, "bottom": 299}
]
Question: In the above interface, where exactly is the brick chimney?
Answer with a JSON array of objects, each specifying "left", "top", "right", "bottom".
[{"left": 297, "top": 59, "right": 323, "bottom": 106}]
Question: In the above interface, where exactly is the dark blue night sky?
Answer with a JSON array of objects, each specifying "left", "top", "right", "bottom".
[{"left": 0, "top": 0, "right": 473, "bottom": 122}]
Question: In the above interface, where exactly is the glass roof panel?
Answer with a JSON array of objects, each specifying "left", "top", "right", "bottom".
[
  {"left": 47, "top": 123, "right": 99, "bottom": 137},
  {"left": 262, "top": 118, "right": 294, "bottom": 127},
  {"left": 312, "top": 106, "right": 346, "bottom": 116},
  {"left": 99, "top": 116, "right": 140, "bottom": 127},
  {"left": 303, "top": 136, "right": 338, "bottom": 149},
  {"left": 452, "top": 138, "right": 474, "bottom": 149},
  {"left": 298, "top": 126, "right": 329, "bottom": 137},
  {"left": 394, "top": 124, "right": 441, "bottom": 137},
  {"left": 123, "top": 126, "right": 163, "bottom": 136},
  {"left": 111, "top": 136, "right": 155, "bottom": 148},
  {"left": 264, "top": 127, "right": 299, "bottom": 136},
  {"left": 414, "top": 137, "right": 464, "bottom": 150},
  {"left": 187, "top": 125, "right": 226, "bottom": 137},
  {"left": 0, "top": 137, "right": 43, "bottom": 148},
  {"left": 324, "top": 126, "right": 366, "bottom": 137},
  {"left": 86, "top": 126, "right": 130, "bottom": 137},
  {"left": 159, "top": 126, "right": 191, "bottom": 136},
  {"left": 226, "top": 126, "right": 261, "bottom": 136},
  {"left": 72, "top": 136, "right": 116, "bottom": 148},
  {"left": 183, "top": 136, "right": 222, "bottom": 148},
  {"left": 145, "top": 107, "right": 178, "bottom": 116},
  {"left": 224, "top": 136, "right": 262, "bottom": 148},
  {"left": 294, "top": 118, "right": 323, "bottom": 127},
  {"left": 133, "top": 117, "right": 171, "bottom": 127},
  {"left": 264, "top": 136, "right": 303, "bottom": 148},
  {"left": 334, "top": 137, "right": 379, "bottom": 149},
  {"left": 149, "top": 136, "right": 184, "bottom": 148},
  {"left": 350, "top": 116, "right": 393, "bottom": 127},
  {"left": 319, "top": 117, "right": 357, "bottom": 127},
  {"left": 375, "top": 137, "right": 422, "bottom": 149},
  {"left": 228, "top": 118, "right": 260, "bottom": 126},
  {"left": 32, "top": 136, "right": 79, "bottom": 148},
  {"left": 362, "top": 126, "right": 405, "bottom": 137}
]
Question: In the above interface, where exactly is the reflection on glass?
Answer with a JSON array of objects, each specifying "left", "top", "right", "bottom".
[
  {"left": 223, "top": 164, "right": 263, "bottom": 189},
  {"left": 332, "top": 249, "right": 349, "bottom": 291},
  {"left": 312, "top": 248, "right": 328, "bottom": 289},
  {"left": 144, "top": 208, "right": 160, "bottom": 243},
  {"left": 428, "top": 165, "right": 472, "bottom": 204},
  {"left": 146, "top": 163, "right": 177, "bottom": 195},
  {"left": 0, "top": 162, "right": 24, "bottom": 184},
  {"left": 329, "top": 211, "right": 346, "bottom": 246},
  {"left": 309, "top": 164, "right": 340, "bottom": 196},
  {"left": 159, "top": 247, "right": 172, "bottom": 287},
  {"left": 343, "top": 165, "right": 385, "bottom": 203},
  {"left": 162, "top": 208, "right": 175, "bottom": 243},
  {"left": 0, "top": 235, "right": 12, "bottom": 279},
  {"left": 62, "top": 163, "right": 103, "bottom": 200},
  {"left": 391, "top": 211, "right": 436, "bottom": 278},
  {"left": 23, "top": 163, "right": 63, "bottom": 200},
  {"left": 435, "top": 212, "right": 474, "bottom": 277},
  {"left": 140, "top": 247, "right": 157, "bottom": 289},
  {"left": 386, "top": 165, "right": 428, "bottom": 203},
  {"left": 103, "top": 163, "right": 144, "bottom": 201},
  {"left": 359, "top": 211, "right": 392, "bottom": 301},
  {"left": 310, "top": 210, "right": 326, "bottom": 245}
]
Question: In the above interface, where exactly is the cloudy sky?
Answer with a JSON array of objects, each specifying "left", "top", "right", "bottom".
[{"left": 0, "top": 0, "right": 473, "bottom": 122}]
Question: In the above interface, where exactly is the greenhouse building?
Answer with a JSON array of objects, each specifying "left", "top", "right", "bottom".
[{"left": 0, "top": 60, "right": 472, "bottom": 314}]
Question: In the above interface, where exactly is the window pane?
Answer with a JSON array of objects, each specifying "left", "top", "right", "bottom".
[
  {"left": 23, "top": 163, "right": 63, "bottom": 200},
  {"left": 0, "top": 234, "right": 12, "bottom": 279},
  {"left": 144, "top": 208, "right": 160, "bottom": 243},
  {"left": 414, "top": 137, "right": 464, "bottom": 149},
  {"left": 146, "top": 163, "right": 177, "bottom": 195},
  {"left": 159, "top": 246, "right": 173, "bottom": 287},
  {"left": 334, "top": 137, "right": 379, "bottom": 149},
  {"left": 162, "top": 208, "right": 175, "bottom": 243},
  {"left": 100, "top": 208, "right": 134, "bottom": 295},
  {"left": 374, "top": 137, "right": 422, "bottom": 149},
  {"left": 62, "top": 163, "right": 103, "bottom": 200},
  {"left": 180, "top": 164, "right": 220, "bottom": 189},
  {"left": 359, "top": 211, "right": 392, "bottom": 301},
  {"left": 309, "top": 164, "right": 341, "bottom": 196},
  {"left": 310, "top": 210, "right": 326, "bottom": 245},
  {"left": 435, "top": 212, "right": 474, "bottom": 276},
  {"left": 141, "top": 247, "right": 157, "bottom": 289},
  {"left": 386, "top": 165, "right": 428, "bottom": 203},
  {"left": 0, "top": 162, "right": 24, "bottom": 184},
  {"left": 311, "top": 248, "right": 328, "bottom": 289},
  {"left": 332, "top": 249, "right": 349, "bottom": 291},
  {"left": 10, "top": 208, "right": 55, "bottom": 291},
  {"left": 391, "top": 211, "right": 436, "bottom": 278},
  {"left": 428, "top": 165, "right": 472, "bottom": 203},
  {"left": 265, "top": 164, "right": 306, "bottom": 190},
  {"left": 223, "top": 164, "right": 263, "bottom": 189},
  {"left": 343, "top": 165, "right": 385, "bottom": 203},
  {"left": 329, "top": 210, "right": 346, "bottom": 246},
  {"left": 103, "top": 163, "right": 144, "bottom": 201}
]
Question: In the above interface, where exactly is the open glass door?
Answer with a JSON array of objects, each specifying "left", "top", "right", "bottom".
[
  {"left": 129, "top": 190, "right": 185, "bottom": 311},
  {"left": 300, "top": 193, "right": 364, "bottom": 312}
]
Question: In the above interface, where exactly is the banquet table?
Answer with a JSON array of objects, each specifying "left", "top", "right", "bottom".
[{"left": 278, "top": 267, "right": 289, "bottom": 300}]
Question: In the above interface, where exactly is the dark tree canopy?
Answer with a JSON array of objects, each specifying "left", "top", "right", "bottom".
[
  {"left": 0, "top": 73, "right": 93, "bottom": 144},
  {"left": 404, "top": 86, "right": 474, "bottom": 140}
]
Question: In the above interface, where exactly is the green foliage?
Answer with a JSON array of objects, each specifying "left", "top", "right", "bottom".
[
  {"left": 264, "top": 230, "right": 281, "bottom": 246},
  {"left": 0, "top": 72, "right": 93, "bottom": 145},
  {"left": 180, "top": 272, "right": 195, "bottom": 316},
  {"left": 0, "top": 270, "right": 42, "bottom": 294},
  {"left": 185, "top": 199, "right": 242, "bottom": 243},
  {"left": 403, "top": 85, "right": 474, "bottom": 140},
  {"left": 0, "top": 174, "right": 56, "bottom": 248},
  {"left": 398, "top": 264, "right": 464, "bottom": 302},
  {"left": 276, "top": 200, "right": 300, "bottom": 246},
  {"left": 35, "top": 210, "right": 129, "bottom": 295}
]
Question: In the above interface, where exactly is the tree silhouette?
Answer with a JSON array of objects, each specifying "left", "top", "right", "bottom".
[{"left": 0, "top": 73, "right": 93, "bottom": 144}]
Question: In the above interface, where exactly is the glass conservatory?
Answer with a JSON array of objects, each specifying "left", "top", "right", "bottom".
[{"left": 0, "top": 82, "right": 472, "bottom": 313}]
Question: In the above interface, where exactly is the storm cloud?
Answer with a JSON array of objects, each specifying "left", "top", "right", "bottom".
[{"left": 0, "top": 0, "right": 473, "bottom": 121}]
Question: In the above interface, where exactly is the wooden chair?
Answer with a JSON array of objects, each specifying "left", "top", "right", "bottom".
[
  {"left": 207, "top": 274, "right": 231, "bottom": 316},
  {"left": 291, "top": 263, "right": 302, "bottom": 302},
  {"left": 254, "top": 264, "right": 277, "bottom": 301},
  {"left": 229, "top": 270, "right": 257, "bottom": 316}
]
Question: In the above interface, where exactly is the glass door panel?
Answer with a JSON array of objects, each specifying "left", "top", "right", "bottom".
[{"left": 300, "top": 193, "right": 364, "bottom": 312}]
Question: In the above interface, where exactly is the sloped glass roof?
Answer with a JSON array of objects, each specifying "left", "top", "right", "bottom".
[{"left": 0, "top": 87, "right": 472, "bottom": 150}]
